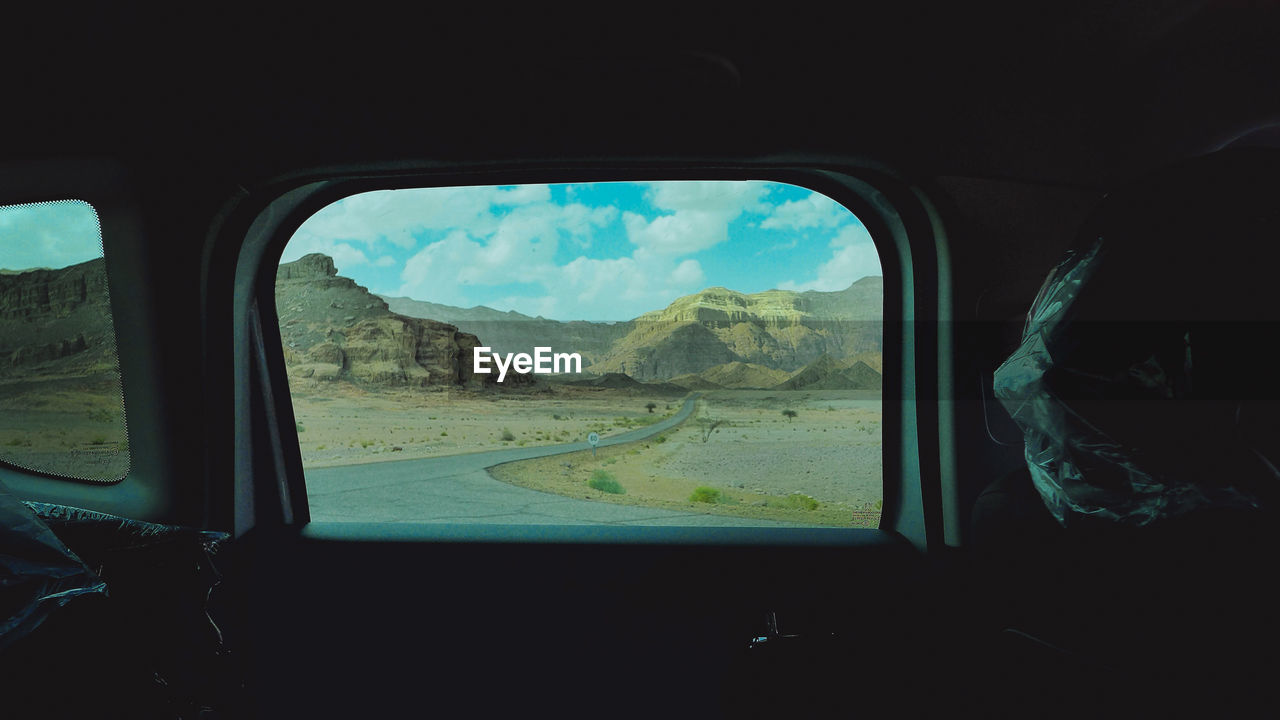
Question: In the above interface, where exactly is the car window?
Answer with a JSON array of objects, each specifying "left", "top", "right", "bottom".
[
  {"left": 277, "top": 181, "right": 882, "bottom": 526},
  {"left": 0, "top": 200, "right": 130, "bottom": 482}
]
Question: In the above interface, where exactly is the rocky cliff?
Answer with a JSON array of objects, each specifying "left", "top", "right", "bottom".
[
  {"left": 288, "top": 254, "right": 883, "bottom": 388},
  {"left": 276, "top": 254, "right": 496, "bottom": 388},
  {"left": 588, "top": 277, "right": 883, "bottom": 380},
  {"left": 381, "top": 294, "right": 630, "bottom": 367},
  {"left": 0, "top": 258, "right": 117, "bottom": 377},
  {"left": 773, "top": 354, "right": 882, "bottom": 391}
]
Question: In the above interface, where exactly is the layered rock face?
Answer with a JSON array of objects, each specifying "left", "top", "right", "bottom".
[
  {"left": 383, "top": 278, "right": 883, "bottom": 384},
  {"left": 0, "top": 258, "right": 116, "bottom": 376},
  {"left": 381, "top": 294, "right": 630, "bottom": 367},
  {"left": 589, "top": 278, "right": 883, "bottom": 381},
  {"left": 282, "top": 253, "right": 882, "bottom": 390},
  {"left": 276, "top": 254, "right": 486, "bottom": 388}
]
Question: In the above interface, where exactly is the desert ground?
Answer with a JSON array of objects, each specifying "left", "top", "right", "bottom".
[
  {"left": 287, "top": 381, "right": 683, "bottom": 466},
  {"left": 288, "top": 381, "right": 883, "bottom": 528},
  {"left": 491, "top": 389, "right": 882, "bottom": 527},
  {"left": 0, "top": 373, "right": 130, "bottom": 481}
]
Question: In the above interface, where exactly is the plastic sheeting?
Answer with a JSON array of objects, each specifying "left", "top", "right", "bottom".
[
  {"left": 1, "top": 486, "right": 229, "bottom": 649},
  {"left": 992, "top": 239, "right": 1271, "bottom": 526},
  {"left": 2, "top": 491, "right": 236, "bottom": 715},
  {"left": 0, "top": 484, "right": 106, "bottom": 648}
]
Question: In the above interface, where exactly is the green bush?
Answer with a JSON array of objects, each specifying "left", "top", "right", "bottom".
[
  {"left": 296, "top": 422, "right": 306, "bottom": 432},
  {"left": 501, "top": 429, "right": 516, "bottom": 441},
  {"left": 588, "top": 470, "right": 625, "bottom": 494},
  {"left": 655, "top": 435, "right": 668, "bottom": 444},
  {"left": 782, "top": 493, "right": 819, "bottom": 511},
  {"left": 690, "top": 486, "right": 722, "bottom": 504}
]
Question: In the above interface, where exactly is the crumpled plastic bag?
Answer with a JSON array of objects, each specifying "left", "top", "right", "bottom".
[
  {"left": 992, "top": 238, "right": 1270, "bottom": 526},
  {"left": 0, "top": 482, "right": 106, "bottom": 648}
]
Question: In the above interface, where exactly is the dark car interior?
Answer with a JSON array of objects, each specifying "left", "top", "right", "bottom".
[{"left": 4, "top": 3, "right": 1280, "bottom": 717}]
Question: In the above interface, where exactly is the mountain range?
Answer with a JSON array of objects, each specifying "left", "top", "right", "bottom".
[
  {"left": 379, "top": 271, "right": 882, "bottom": 388},
  {"left": 0, "top": 253, "right": 881, "bottom": 393},
  {"left": 0, "top": 257, "right": 120, "bottom": 378}
]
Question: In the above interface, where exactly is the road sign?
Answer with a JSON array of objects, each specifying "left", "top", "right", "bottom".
[{"left": 588, "top": 432, "right": 599, "bottom": 456}]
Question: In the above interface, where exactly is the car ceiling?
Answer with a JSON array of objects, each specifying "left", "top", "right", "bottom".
[{"left": 3, "top": 1, "right": 1279, "bottom": 188}]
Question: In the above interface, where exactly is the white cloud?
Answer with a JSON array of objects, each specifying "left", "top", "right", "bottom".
[
  {"left": 645, "top": 180, "right": 772, "bottom": 214},
  {"left": 624, "top": 180, "right": 773, "bottom": 258},
  {"left": 553, "top": 253, "right": 705, "bottom": 320},
  {"left": 624, "top": 209, "right": 735, "bottom": 256},
  {"left": 760, "top": 193, "right": 849, "bottom": 231},
  {"left": 779, "top": 224, "right": 881, "bottom": 292},
  {"left": 290, "top": 185, "right": 533, "bottom": 256},
  {"left": 278, "top": 235, "right": 371, "bottom": 272},
  {"left": 395, "top": 201, "right": 622, "bottom": 316},
  {"left": 283, "top": 181, "right": 843, "bottom": 321},
  {"left": 492, "top": 184, "right": 552, "bottom": 205},
  {"left": 669, "top": 259, "right": 705, "bottom": 288}
]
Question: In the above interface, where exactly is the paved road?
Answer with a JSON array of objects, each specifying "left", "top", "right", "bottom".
[{"left": 306, "top": 393, "right": 805, "bottom": 526}]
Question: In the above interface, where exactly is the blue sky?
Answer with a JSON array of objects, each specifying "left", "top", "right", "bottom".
[
  {"left": 0, "top": 200, "right": 102, "bottom": 270},
  {"left": 281, "top": 181, "right": 881, "bottom": 322}
]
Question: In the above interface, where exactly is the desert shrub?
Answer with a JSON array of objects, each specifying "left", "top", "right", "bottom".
[
  {"left": 501, "top": 429, "right": 515, "bottom": 441},
  {"left": 783, "top": 493, "right": 819, "bottom": 511},
  {"left": 645, "top": 402, "right": 657, "bottom": 413},
  {"left": 690, "top": 486, "right": 722, "bottom": 504},
  {"left": 655, "top": 435, "right": 667, "bottom": 444},
  {"left": 588, "top": 470, "right": 625, "bottom": 494},
  {"left": 295, "top": 422, "right": 306, "bottom": 432},
  {"left": 316, "top": 444, "right": 327, "bottom": 450},
  {"left": 440, "top": 431, "right": 448, "bottom": 436},
  {"left": 699, "top": 418, "right": 723, "bottom": 442},
  {"left": 603, "top": 457, "right": 617, "bottom": 465}
]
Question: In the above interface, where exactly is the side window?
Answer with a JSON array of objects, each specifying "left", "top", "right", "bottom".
[
  {"left": 0, "top": 200, "right": 129, "bottom": 482},
  {"left": 277, "top": 181, "right": 883, "bottom": 527}
]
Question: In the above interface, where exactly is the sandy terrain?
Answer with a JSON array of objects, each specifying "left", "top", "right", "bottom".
[
  {"left": 288, "top": 381, "right": 682, "bottom": 468},
  {"left": 490, "top": 389, "right": 883, "bottom": 527},
  {"left": 287, "top": 381, "right": 882, "bottom": 527},
  {"left": 0, "top": 373, "right": 130, "bottom": 481}
]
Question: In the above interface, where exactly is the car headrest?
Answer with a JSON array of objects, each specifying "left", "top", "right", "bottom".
[{"left": 993, "top": 149, "right": 1280, "bottom": 527}]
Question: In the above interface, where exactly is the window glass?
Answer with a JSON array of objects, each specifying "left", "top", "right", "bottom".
[
  {"left": 0, "top": 200, "right": 129, "bottom": 481},
  {"left": 279, "top": 181, "right": 882, "bottom": 526}
]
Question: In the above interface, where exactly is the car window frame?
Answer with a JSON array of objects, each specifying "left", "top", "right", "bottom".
[{"left": 218, "top": 162, "right": 951, "bottom": 550}]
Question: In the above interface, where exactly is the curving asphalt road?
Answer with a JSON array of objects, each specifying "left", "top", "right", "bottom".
[{"left": 305, "top": 392, "right": 805, "bottom": 527}]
